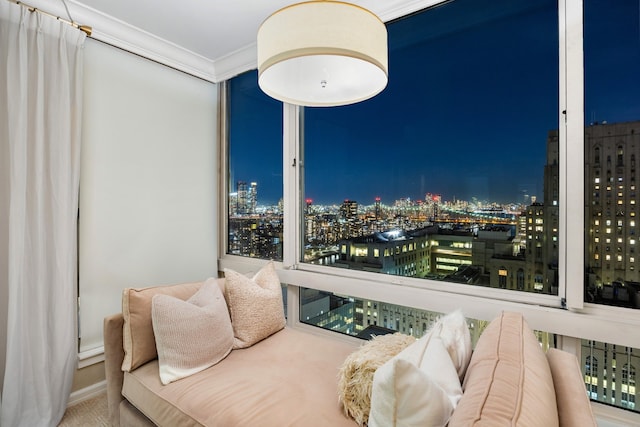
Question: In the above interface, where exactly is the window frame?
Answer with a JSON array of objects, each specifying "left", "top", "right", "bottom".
[{"left": 218, "top": 0, "right": 640, "bottom": 353}]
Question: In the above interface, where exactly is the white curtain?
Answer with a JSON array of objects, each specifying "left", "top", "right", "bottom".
[{"left": 0, "top": 2, "right": 85, "bottom": 426}]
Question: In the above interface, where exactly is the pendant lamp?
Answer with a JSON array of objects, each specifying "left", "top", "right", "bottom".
[{"left": 257, "top": 1, "right": 388, "bottom": 107}]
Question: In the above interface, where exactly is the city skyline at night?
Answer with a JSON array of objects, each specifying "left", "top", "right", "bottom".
[
  {"left": 225, "top": 0, "right": 640, "bottom": 414},
  {"left": 229, "top": 0, "right": 640, "bottom": 206}
]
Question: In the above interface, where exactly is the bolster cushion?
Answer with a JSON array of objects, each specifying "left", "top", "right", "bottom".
[
  {"left": 448, "top": 311, "right": 559, "bottom": 427},
  {"left": 547, "top": 348, "right": 597, "bottom": 427}
]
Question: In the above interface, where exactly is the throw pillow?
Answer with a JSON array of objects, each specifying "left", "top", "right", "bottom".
[
  {"left": 151, "top": 278, "right": 234, "bottom": 385},
  {"left": 432, "top": 309, "right": 473, "bottom": 379},
  {"left": 448, "top": 312, "right": 559, "bottom": 426},
  {"left": 121, "top": 281, "right": 203, "bottom": 372},
  {"left": 338, "top": 333, "right": 416, "bottom": 426},
  {"left": 223, "top": 261, "right": 286, "bottom": 349},
  {"left": 369, "top": 336, "right": 463, "bottom": 427},
  {"left": 401, "top": 310, "right": 472, "bottom": 379},
  {"left": 547, "top": 348, "right": 597, "bottom": 427}
]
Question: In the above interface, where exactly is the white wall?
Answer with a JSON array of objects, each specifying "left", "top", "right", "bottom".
[{"left": 79, "top": 39, "right": 219, "bottom": 352}]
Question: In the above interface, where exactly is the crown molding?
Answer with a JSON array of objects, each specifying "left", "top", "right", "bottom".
[
  {"left": 19, "top": 0, "right": 445, "bottom": 83},
  {"left": 375, "top": 0, "right": 445, "bottom": 22},
  {"left": 88, "top": 17, "right": 217, "bottom": 83},
  {"left": 212, "top": 42, "right": 258, "bottom": 83},
  {"left": 22, "top": 0, "right": 217, "bottom": 82}
]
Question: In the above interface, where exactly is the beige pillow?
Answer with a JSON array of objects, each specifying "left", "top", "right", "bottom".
[
  {"left": 369, "top": 336, "right": 463, "bottom": 427},
  {"left": 224, "top": 262, "right": 286, "bottom": 349},
  {"left": 547, "top": 348, "right": 597, "bottom": 427},
  {"left": 151, "top": 278, "right": 234, "bottom": 385},
  {"left": 338, "top": 333, "right": 416, "bottom": 426},
  {"left": 448, "top": 311, "right": 559, "bottom": 427},
  {"left": 121, "top": 281, "right": 203, "bottom": 371}
]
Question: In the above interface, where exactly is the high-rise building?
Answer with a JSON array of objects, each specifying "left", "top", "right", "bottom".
[
  {"left": 340, "top": 200, "right": 358, "bottom": 219},
  {"left": 523, "top": 129, "right": 561, "bottom": 295},
  {"left": 249, "top": 182, "right": 258, "bottom": 214},
  {"left": 237, "top": 180, "right": 248, "bottom": 214},
  {"left": 584, "top": 121, "right": 640, "bottom": 306},
  {"left": 582, "top": 340, "right": 639, "bottom": 409},
  {"left": 228, "top": 192, "right": 238, "bottom": 216}
]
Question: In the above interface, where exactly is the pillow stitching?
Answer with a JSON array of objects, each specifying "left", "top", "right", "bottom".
[
  {"left": 512, "top": 314, "right": 526, "bottom": 423},
  {"left": 471, "top": 311, "right": 504, "bottom": 424}
]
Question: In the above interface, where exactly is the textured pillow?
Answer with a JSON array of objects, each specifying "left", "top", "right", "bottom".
[
  {"left": 338, "top": 333, "right": 416, "bottom": 426},
  {"left": 448, "top": 311, "right": 559, "bottom": 427},
  {"left": 151, "top": 278, "right": 233, "bottom": 385},
  {"left": 224, "top": 262, "right": 286, "bottom": 349},
  {"left": 121, "top": 281, "right": 203, "bottom": 371},
  {"left": 369, "top": 336, "right": 463, "bottom": 427}
]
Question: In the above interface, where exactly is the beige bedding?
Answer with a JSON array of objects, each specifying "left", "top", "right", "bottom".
[{"left": 122, "top": 327, "right": 359, "bottom": 427}]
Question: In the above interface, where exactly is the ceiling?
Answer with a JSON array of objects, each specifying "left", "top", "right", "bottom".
[{"left": 25, "top": 0, "right": 440, "bottom": 82}]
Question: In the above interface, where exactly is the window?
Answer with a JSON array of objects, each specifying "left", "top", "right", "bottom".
[
  {"left": 227, "top": 70, "right": 283, "bottom": 260},
  {"left": 222, "top": 0, "right": 640, "bottom": 419},
  {"left": 299, "top": 287, "right": 555, "bottom": 351},
  {"left": 584, "top": 0, "right": 640, "bottom": 308},
  {"left": 303, "top": 0, "right": 559, "bottom": 295},
  {"left": 583, "top": 340, "right": 639, "bottom": 412}
]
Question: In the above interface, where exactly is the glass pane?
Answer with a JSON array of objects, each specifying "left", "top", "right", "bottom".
[
  {"left": 582, "top": 340, "right": 639, "bottom": 413},
  {"left": 228, "top": 70, "right": 283, "bottom": 260},
  {"left": 299, "top": 287, "right": 554, "bottom": 349},
  {"left": 300, "top": 287, "right": 485, "bottom": 343},
  {"left": 584, "top": 0, "right": 640, "bottom": 308},
  {"left": 303, "top": 0, "right": 559, "bottom": 295}
]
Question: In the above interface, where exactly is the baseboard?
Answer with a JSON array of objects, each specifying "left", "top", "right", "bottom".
[{"left": 67, "top": 379, "right": 107, "bottom": 407}]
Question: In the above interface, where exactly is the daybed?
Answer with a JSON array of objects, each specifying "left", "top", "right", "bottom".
[{"left": 104, "top": 269, "right": 597, "bottom": 427}]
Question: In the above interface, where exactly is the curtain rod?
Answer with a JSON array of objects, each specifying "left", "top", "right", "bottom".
[{"left": 8, "top": 0, "right": 92, "bottom": 36}]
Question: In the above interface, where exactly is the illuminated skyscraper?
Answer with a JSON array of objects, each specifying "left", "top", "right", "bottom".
[
  {"left": 249, "top": 182, "right": 258, "bottom": 214},
  {"left": 520, "top": 129, "right": 560, "bottom": 295},
  {"left": 584, "top": 120, "right": 640, "bottom": 305},
  {"left": 340, "top": 200, "right": 358, "bottom": 219},
  {"left": 237, "top": 180, "right": 248, "bottom": 214}
]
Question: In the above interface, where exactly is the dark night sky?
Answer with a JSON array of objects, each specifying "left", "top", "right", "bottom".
[{"left": 230, "top": 0, "right": 640, "bottom": 206}]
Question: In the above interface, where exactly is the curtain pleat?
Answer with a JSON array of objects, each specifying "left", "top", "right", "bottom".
[{"left": 0, "top": 2, "right": 85, "bottom": 426}]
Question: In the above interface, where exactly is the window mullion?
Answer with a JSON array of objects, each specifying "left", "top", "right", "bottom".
[
  {"left": 283, "top": 103, "right": 301, "bottom": 269},
  {"left": 561, "top": 0, "right": 585, "bottom": 310}
]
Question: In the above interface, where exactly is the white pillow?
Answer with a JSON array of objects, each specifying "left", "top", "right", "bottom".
[
  {"left": 369, "top": 336, "right": 462, "bottom": 427},
  {"left": 151, "top": 278, "right": 234, "bottom": 385},
  {"left": 224, "top": 261, "right": 286, "bottom": 349},
  {"left": 338, "top": 332, "right": 416, "bottom": 426},
  {"left": 400, "top": 310, "right": 471, "bottom": 379},
  {"left": 433, "top": 309, "right": 472, "bottom": 379}
]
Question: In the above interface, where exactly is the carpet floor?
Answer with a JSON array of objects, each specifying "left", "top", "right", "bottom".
[{"left": 58, "top": 392, "right": 109, "bottom": 426}]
